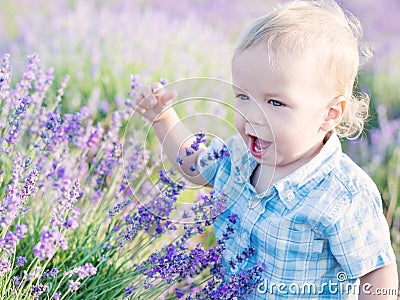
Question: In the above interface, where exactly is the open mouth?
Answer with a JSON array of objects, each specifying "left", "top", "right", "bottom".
[{"left": 249, "top": 135, "right": 271, "bottom": 158}]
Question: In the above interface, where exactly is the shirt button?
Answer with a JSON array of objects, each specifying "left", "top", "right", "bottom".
[
  {"left": 242, "top": 232, "right": 249, "bottom": 241},
  {"left": 284, "top": 191, "right": 295, "bottom": 201},
  {"left": 248, "top": 196, "right": 262, "bottom": 209}
]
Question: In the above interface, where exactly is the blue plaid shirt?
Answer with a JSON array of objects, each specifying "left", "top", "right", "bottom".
[{"left": 197, "top": 134, "right": 395, "bottom": 299}]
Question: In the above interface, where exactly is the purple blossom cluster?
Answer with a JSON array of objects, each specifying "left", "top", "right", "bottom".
[
  {"left": 6, "top": 95, "right": 32, "bottom": 147},
  {"left": 30, "top": 283, "right": 48, "bottom": 298},
  {"left": 188, "top": 263, "right": 264, "bottom": 300},
  {"left": 188, "top": 191, "right": 227, "bottom": 225},
  {"left": 121, "top": 165, "right": 187, "bottom": 235},
  {"left": 91, "top": 140, "right": 123, "bottom": 198},
  {"left": 37, "top": 105, "right": 89, "bottom": 155},
  {"left": 198, "top": 144, "right": 230, "bottom": 168},
  {"left": 0, "top": 53, "right": 144, "bottom": 296},
  {"left": 0, "top": 166, "right": 38, "bottom": 227},
  {"left": 0, "top": 256, "right": 11, "bottom": 276},
  {"left": 3, "top": 54, "right": 40, "bottom": 151},
  {"left": 143, "top": 243, "right": 219, "bottom": 283},
  {"left": 50, "top": 180, "right": 81, "bottom": 227},
  {"left": 33, "top": 226, "right": 68, "bottom": 260},
  {"left": 122, "top": 141, "right": 151, "bottom": 184},
  {"left": 0, "top": 224, "right": 27, "bottom": 256},
  {"left": 0, "top": 54, "right": 11, "bottom": 103},
  {"left": 16, "top": 256, "right": 27, "bottom": 267},
  {"left": 139, "top": 213, "right": 264, "bottom": 299},
  {"left": 176, "top": 131, "right": 208, "bottom": 171},
  {"left": 65, "top": 263, "right": 97, "bottom": 292},
  {"left": 42, "top": 267, "right": 58, "bottom": 279},
  {"left": 65, "top": 262, "right": 97, "bottom": 279}
]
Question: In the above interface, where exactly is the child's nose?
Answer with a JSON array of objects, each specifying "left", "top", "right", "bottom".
[{"left": 244, "top": 101, "right": 268, "bottom": 125}]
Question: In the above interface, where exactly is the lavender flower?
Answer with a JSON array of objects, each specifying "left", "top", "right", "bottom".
[
  {"left": 2, "top": 54, "right": 43, "bottom": 152},
  {"left": 193, "top": 263, "right": 264, "bottom": 299},
  {"left": 22, "top": 266, "right": 42, "bottom": 282},
  {"left": 130, "top": 74, "right": 141, "bottom": 92},
  {"left": 20, "top": 168, "right": 39, "bottom": 202},
  {"left": 42, "top": 267, "right": 58, "bottom": 279},
  {"left": 16, "top": 256, "right": 27, "bottom": 267},
  {"left": 0, "top": 232, "right": 18, "bottom": 256},
  {"left": 0, "top": 53, "right": 11, "bottom": 104},
  {"left": 140, "top": 212, "right": 238, "bottom": 290},
  {"left": 176, "top": 288, "right": 184, "bottom": 298},
  {"left": 121, "top": 136, "right": 151, "bottom": 191},
  {"left": 5, "top": 96, "right": 32, "bottom": 148},
  {"left": 108, "top": 199, "right": 132, "bottom": 217},
  {"left": 0, "top": 256, "right": 11, "bottom": 276},
  {"left": 55, "top": 75, "right": 70, "bottom": 104},
  {"left": 63, "top": 207, "right": 80, "bottom": 230},
  {"left": 86, "top": 123, "right": 104, "bottom": 152},
  {"left": 15, "top": 224, "right": 28, "bottom": 239},
  {"left": 124, "top": 285, "right": 136, "bottom": 296},
  {"left": 75, "top": 263, "right": 97, "bottom": 279},
  {"left": 31, "top": 66, "right": 54, "bottom": 106},
  {"left": 180, "top": 132, "right": 207, "bottom": 156},
  {"left": 198, "top": 144, "right": 230, "bottom": 168},
  {"left": 64, "top": 263, "right": 97, "bottom": 293},
  {"left": 31, "top": 283, "right": 48, "bottom": 297},
  {"left": 159, "top": 77, "right": 167, "bottom": 85},
  {"left": 91, "top": 141, "right": 122, "bottom": 196},
  {"left": 39, "top": 108, "right": 65, "bottom": 153},
  {"left": 0, "top": 167, "right": 37, "bottom": 227},
  {"left": 64, "top": 110, "right": 87, "bottom": 147},
  {"left": 50, "top": 180, "right": 81, "bottom": 227},
  {"left": 53, "top": 293, "right": 61, "bottom": 300},
  {"left": 65, "top": 263, "right": 97, "bottom": 278},
  {"left": 13, "top": 275, "right": 22, "bottom": 287},
  {"left": 68, "top": 279, "right": 80, "bottom": 291},
  {"left": 176, "top": 155, "right": 185, "bottom": 165},
  {"left": 33, "top": 226, "right": 68, "bottom": 260}
]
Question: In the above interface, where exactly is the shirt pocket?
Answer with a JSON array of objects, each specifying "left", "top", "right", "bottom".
[
  {"left": 255, "top": 220, "right": 315, "bottom": 282},
  {"left": 309, "top": 235, "right": 328, "bottom": 260}
]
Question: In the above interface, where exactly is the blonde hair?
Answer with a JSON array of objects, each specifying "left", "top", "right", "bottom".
[{"left": 234, "top": 0, "right": 372, "bottom": 139}]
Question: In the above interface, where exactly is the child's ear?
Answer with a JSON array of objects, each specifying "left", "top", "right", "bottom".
[{"left": 320, "top": 96, "right": 346, "bottom": 131}]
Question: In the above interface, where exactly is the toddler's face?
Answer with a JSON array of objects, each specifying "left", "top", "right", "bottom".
[{"left": 232, "top": 43, "right": 333, "bottom": 168}]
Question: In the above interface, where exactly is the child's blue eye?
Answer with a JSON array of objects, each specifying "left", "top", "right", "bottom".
[
  {"left": 236, "top": 94, "right": 250, "bottom": 101},
  {"left": 268, "top": 99, "right": 284, "bottom": 107}
]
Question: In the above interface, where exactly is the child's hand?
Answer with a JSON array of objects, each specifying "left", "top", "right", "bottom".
[{"left": 133, "top": 82, "right": 177, "bottom": 123}]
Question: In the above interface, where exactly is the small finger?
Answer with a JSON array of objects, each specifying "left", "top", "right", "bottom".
[
  {"left": 158, "top": 90, "right": 177, "bottom": 104},
  {"left": 151, "top": 82, "right": 164, "bottom": 95},
  {"left": 133, "top": 104, "right": 147, "bottom": 114},
  {"left": 139, "top": 89, "right": 157, "bottom": 108}
]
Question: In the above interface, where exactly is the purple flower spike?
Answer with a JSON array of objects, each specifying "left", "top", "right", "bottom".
[
  {"left": 16, "top": 256, "right": 27, "bottom": 267},
  {"left": 68, "top": 280, "right": 80, "bottom": 291},
  {"left": 176, "top": 288, "right": 184, "bottom": 298},
  {"left": 0, "top": 256, "right": 11, "bottom": 276}
]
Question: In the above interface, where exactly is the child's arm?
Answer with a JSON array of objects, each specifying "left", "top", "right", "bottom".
[
  {"left": 134, "top": 82, "right": 210, "bottom": 186},
  {"left": 359, "top": 262, "right": 398, "bottom": 299}
]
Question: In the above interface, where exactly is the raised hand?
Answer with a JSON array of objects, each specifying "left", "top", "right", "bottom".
[{"left": 133, "top": 82, "right": 177, "bottom": 123}]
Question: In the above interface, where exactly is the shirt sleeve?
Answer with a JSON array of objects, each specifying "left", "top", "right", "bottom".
[
  {"left": 324, "top": 189, "right": 396, "bottom": 279},
  {"left": 196, "top": 137, "right": 231, "bottom": 187}
]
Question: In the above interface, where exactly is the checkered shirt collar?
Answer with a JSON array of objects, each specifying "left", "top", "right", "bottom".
[{"left": 234, "top": 134, "right": 343, "bottom": 210}]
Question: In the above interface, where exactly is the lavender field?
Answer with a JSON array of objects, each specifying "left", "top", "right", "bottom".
[{"left": 0, "top": 0, "right": 399, "bottom": 298}]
